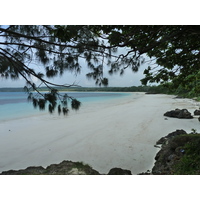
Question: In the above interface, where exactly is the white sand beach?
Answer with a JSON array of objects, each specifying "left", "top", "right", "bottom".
[{"left": 1, "top": 93, "right": 200, "bottom": 174}]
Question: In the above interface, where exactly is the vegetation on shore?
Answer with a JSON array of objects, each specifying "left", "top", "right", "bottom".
[
  {"left": 1, "top": 82, "right": 200, "bottom": 100},
  {"left": 153, "top": 131, "right": 200, "bottom": 175},
  {"left": 173, "top": 134, "right": 200, "bottom": 175},
  {"left": 0, "top": 85, "right": 157, "bottom": 93}
]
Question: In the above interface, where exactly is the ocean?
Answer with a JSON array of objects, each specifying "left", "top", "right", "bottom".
[{"left": 0, "top": 92, "right": 131, "bottom": 121}]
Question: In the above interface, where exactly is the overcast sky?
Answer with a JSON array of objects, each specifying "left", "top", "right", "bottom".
[
  {"left": 1, "top": 0, "right": 197, "bottom": 89},
  {"left": 0, "top": 29, "right": 152, "bottom": 88},
  {"left": 0, "top": 60, "right": 149, "bottom": 88}
]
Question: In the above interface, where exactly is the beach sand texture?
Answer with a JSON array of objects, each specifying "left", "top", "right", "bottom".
[{"left": 0, "top": 93, "right": 200, "bottom": 174}]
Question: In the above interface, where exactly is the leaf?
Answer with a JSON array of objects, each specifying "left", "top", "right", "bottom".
[
  {"left": 63, "top": 107, "right": 69, "bottom": 115},
  {"left": 37, "top": 99, "right": 46, "bottom": 110},
  {"left": 32, "top": 98, "right": 38, "bottom": 108},
  {"left": 101, "top": 78, "right": 108, "bottom": 86},
  {"left": 58, "top": 105, "right": 61, "bottom": 115},
  {"left": 49, "top": 104, "right": 53, "bottom": 113},
  {"left": 27, "top": 93, "right": 33, "bottom": 102},
  {"left": 71, "top": 99, "right": 81, "bottom": 110}
]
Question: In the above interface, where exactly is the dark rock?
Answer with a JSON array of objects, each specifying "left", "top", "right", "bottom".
[
  {"left": 166, "top": 129, "right": 187, "bottom": 138},
  {"left": 174, "top": 96, "right": 184, "bottom": 99},
  {"left": 45, "top": 160, "right": 100, "bottom": 175},
  {"left": 178, "top": 109, "right": 193, "bottom": 119},
  {"left": 138, "top": 170, "right": 151, "bottom": 175},
  {"left": 1, "top": 166, "right": 45, "bottom": 175},
  {"left": 152, "top": 133, "right": 200, "bottom": 175},
  {"left": 156, "top": 129, "right": 187, "bottom": 145},
  {"left": 164, "top": 109, "right": 181, "bottom": 118},
  {"left": 1, "top": 161, "right": 133, "bottom": 175},
  {"left": 1, "top": 170, "right": 20, "bottom": 175},
  {"left": 194, "top": 110, "right": 200, "bottom": 115},
  {"left": 156, "top": 137, "right": 167, "bottom": 145},
  {"left": 154, "top": 144, "right": 161, "bottom": 148},
  {"left": 0, "top": 160, "right": 100, "bottom": 175},
  {"left": 108, "top": 168, "right": 132, "bottom": 175},
  {"left": 164, "top": 109, "right": 193, "bottom": 119}
]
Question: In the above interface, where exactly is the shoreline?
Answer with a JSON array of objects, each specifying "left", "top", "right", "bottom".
[
  {"left": 1, "top": 93, "right": 200, "bottom": 174},
  {"left": 0, "top": 91, "right": 132, "bottom": 122}
]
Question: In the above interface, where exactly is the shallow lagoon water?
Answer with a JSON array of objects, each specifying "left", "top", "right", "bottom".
[{"left": 0, "top": 92, "right": 131, "bottom": 121}]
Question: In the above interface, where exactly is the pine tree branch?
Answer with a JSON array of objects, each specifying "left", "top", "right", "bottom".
[{"left": 0, "top": 47, "right": 80, "bottom": 88}]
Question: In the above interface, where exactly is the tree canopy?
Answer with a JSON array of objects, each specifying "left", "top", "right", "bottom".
[
  {"left": 88, "top": 25, "right": 200, "bottom": 85},
  {"left": 0, "top": 25, "right": 200, "bottom": 114}
]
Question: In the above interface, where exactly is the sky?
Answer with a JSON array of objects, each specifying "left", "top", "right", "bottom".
[
  {"left": 1, "top": 3, "right": 198, "bottom": 89},
  {"left": 1, "top": 1, "right": 198, "bottom": 89},
  {"left": 0, "top": 27, "right": 151, "bottom": 88},
  {"left": 0, "top": 58, "right": 149, "bottom": 88}
]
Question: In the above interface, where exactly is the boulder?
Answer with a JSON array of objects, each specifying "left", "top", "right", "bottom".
[
  {"left": 108, "top": 168, "right": 132, "bottom": 175},
  {"left": 178, "top": 109, "right": 193, "bottom": 118},
  {"left": 164, "top": 108, "right": 181, "bottom": 118},
  {"left": 194, "top": 110, "right": 200, "bottom": 115},
  {"left": 164, "top": 109, "right": 193, "bottom": 119},
  {"left": 156, "top": 129, "right": 187, "bottom": 145}
]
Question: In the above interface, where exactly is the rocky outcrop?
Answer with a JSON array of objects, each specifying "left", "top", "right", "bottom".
[
  {"left": 156, "top": 129, "right": 187, "bottom": 145},
  {"left": 137, "top": 170, "right": 151, "bottom": 175},
  {"left": 108, "top": 168, "right": 132, "bottom": 175},
  {"left": 194, "top": 109, "right": 200, "bottom": 115},
  {"left": 0, "top": 160, "right": 100, "bottom": 175},
  {"left": 164, "top": 109, "right": 193, "bottom": 119},
  {"left": 0, "top": 161, "right": 133, "bottom": 175},
  {"left": 0, "top": 166, "right": 46, "bottom": 175},
  {"left": 152, "top": 132, "right": 200, "bottom": 175},
  {"left": 152, "top": 130, "right": 188, "bottom": 174}
]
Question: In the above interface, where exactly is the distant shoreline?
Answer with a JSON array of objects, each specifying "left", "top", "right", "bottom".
[{"left": 0, "top": 85, "right": 165, "bottom": 93}]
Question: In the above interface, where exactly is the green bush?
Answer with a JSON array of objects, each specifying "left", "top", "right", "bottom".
[{"left": 173, "top": 135, "right": 200, "bottom": 175}]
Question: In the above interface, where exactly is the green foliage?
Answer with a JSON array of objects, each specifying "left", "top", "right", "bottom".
[
  {"left": 173, "top": 135, "right": 200, "bottom": 175},
  {"left": 90, "top": 25, "right": 200, "bottom": 89},
  {"left": 71, "top": 99, "right": 81, "bottom": 110},
  {"left": 24, "top": 87, "right": 81, "bottom": 115}
]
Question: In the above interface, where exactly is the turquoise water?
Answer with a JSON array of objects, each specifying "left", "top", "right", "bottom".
[{"left": 0, "top": 92, "right": 131, "bottom": 121}]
